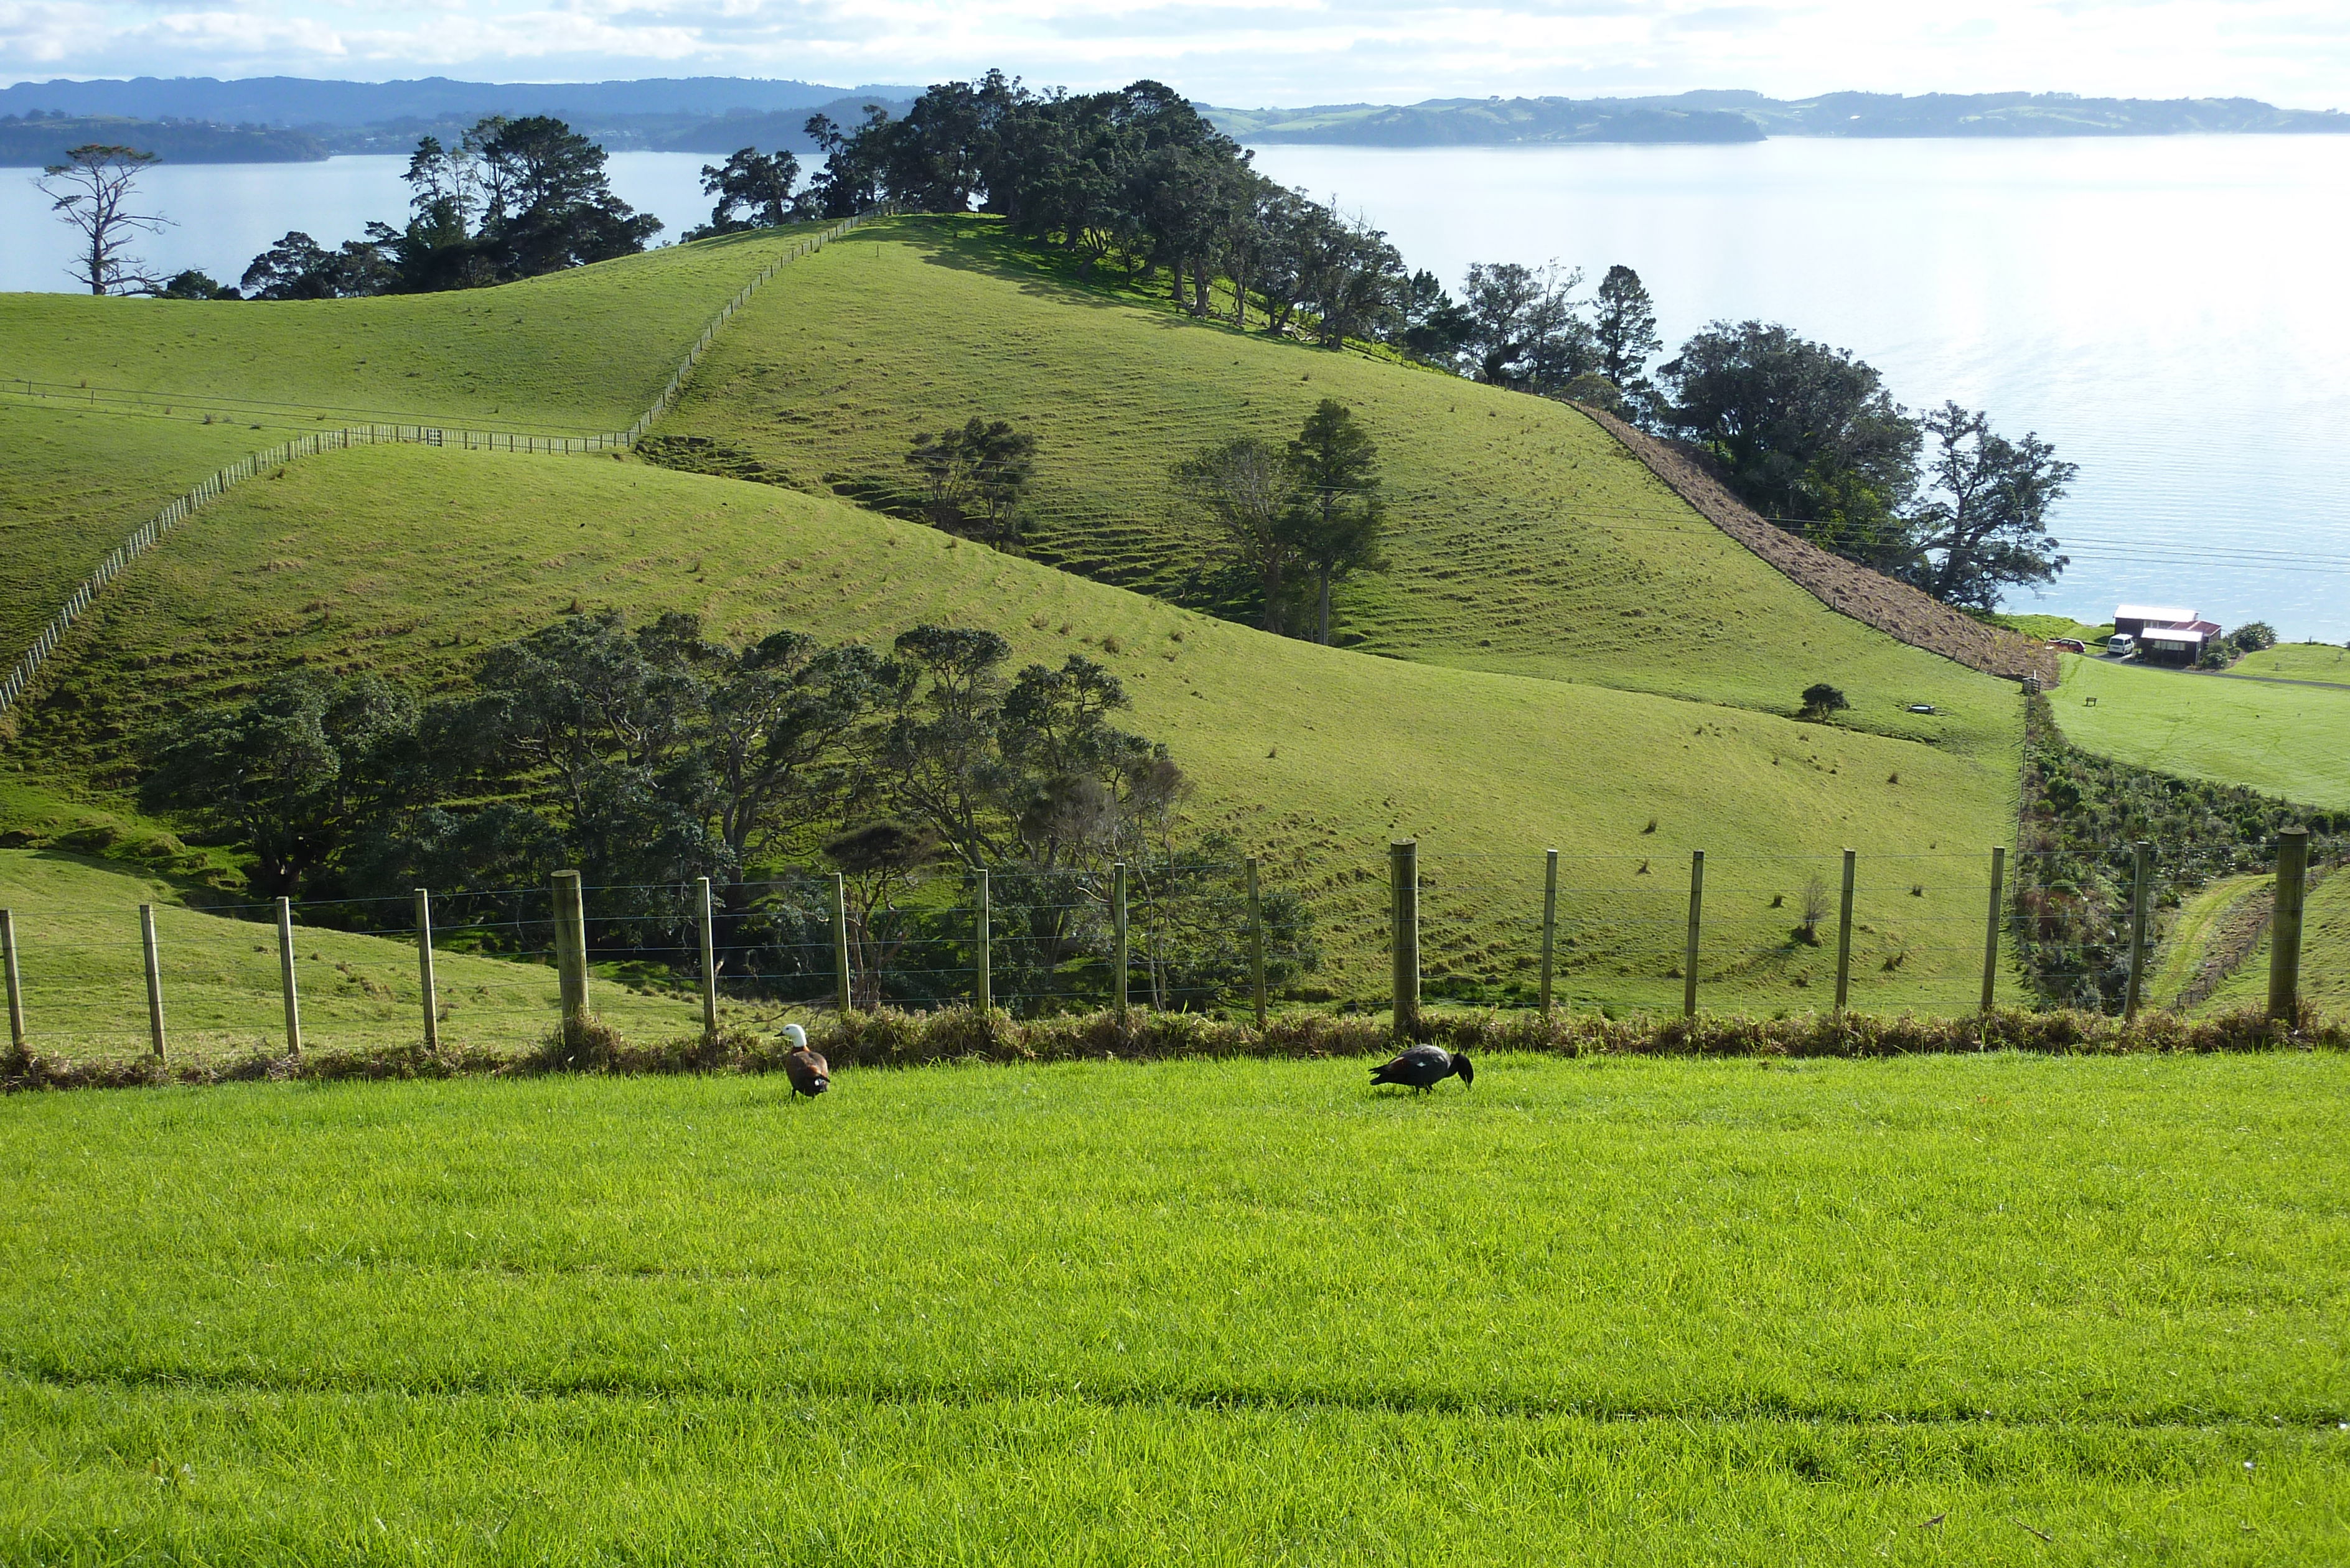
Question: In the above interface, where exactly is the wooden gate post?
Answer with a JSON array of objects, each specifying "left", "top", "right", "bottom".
[
  {"left": 2268, "top": 828, "right": 2310, "bottom": 1024},
  {"left": 1833, "top": 849, "right": 1856, "bottom": 1014},
  {"left": 1539, "top": 849, "right": 1560, "bottom": 1019},
  {"left": 1112, "top": 862, "right": 1130, "bottom": 1023},
  {"left": 1682, "top": 851, "right": 1705, "bottom": 1020},
  {"left": 276, "top": 896, "right": 302, "bottom": 1056},
  {"left": 1390, "top": 841, "right": 1420, "bottom": 1037},
  {"left": 1247, "top": 857, "right": 1268, "bottom": 1029},
  {"left": 1, "top": 908, "right": 25, "bottom": 1060},
  {"left": 2123, "top": 841, "right": 2151, "bottom": 1021},
  {"left": 975, "top": 869, "right": 991, "bottom": 1014},
  {"left": 1980, "top": 847, "right": 2007, "bottom": 1013},
  {"left": 831, "top": 873, "right": 853, "bottom": 1014},
  {"left": 695, "top": 876, "right": 718, "bottom": 1044},
  {"left": 139, "top": 903, "right": 166, "bottom": 1060},
  {"left": 414, "top": 889, "right": 439, "bottom": 1052},
  {"left": 552, "top": 870, "right": 589, "bottom": 1031}
]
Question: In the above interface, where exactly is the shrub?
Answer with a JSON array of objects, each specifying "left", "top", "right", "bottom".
[{"left": 1800, "top": 683, "right": 1850, "bottom": 721}]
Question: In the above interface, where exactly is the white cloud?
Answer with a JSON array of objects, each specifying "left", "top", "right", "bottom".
[{"left": 3, "top": 0, "right": 2346, "bottom": 108}]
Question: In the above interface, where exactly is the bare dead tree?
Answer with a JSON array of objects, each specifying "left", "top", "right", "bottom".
[{"left": 39, "top": 144, "right": 170, "bottom": 296}]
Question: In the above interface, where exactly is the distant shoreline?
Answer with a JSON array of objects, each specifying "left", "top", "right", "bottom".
[{"left": 1, "top": 81, "right": 2342, "bottom": 166}]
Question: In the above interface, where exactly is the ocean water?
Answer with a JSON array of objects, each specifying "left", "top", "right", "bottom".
[
  {"left": 6, "top": 139, "right": 2346, "bottom": 639},
  {"left": 1251, "top": 137, "right": 2350, "bottom": 640}
]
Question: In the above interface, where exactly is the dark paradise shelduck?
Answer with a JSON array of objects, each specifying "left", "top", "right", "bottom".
[
  {"left": 1370, "top": 1043, "right": 1473, "bottom": 1093},
  {"left": 780, "top": 1024, "right": 831, "bottom": 1098}
]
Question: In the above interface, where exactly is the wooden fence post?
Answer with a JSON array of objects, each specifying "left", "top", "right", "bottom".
[
  {"left": 1390, "top": 841, "right": 1420, "bottom": 1037},
  {"left": 1, "top": 908, "right": 24, "bottom": 1060},
  {"left": 1682, "top": 851, "right": 1705, "bottom": 1020},
  {"left": 1113, "top": 862, "right": 1130, "bottom": 1022},
  {"left": 2123, "top": 841, "right": 2150, "bottom": 1021},
  {"left": 276, "top": 896, "right": 302, "bottom": 1056},
  {"left": 139, "top": 903, "right": 166, "bottom": 1060},
  {"left": 975, "top": 869, "right": 992, "bottom": 1014},
  {"left": 696, "top": 875, "right": 719, "bottom": 1044},
  {"left": 1247, "top": 857, "right": 1268, "bottom": 1029},
  {"left": 414, "top": 889, "right": 439, "bottom": 1052},
  {"left": 1833, "top": 849, "right": 1856, "bottom": 1014},
  {"left": 1539, "top": 849, "right": 1559, "bottom": 1019},
  {"left": 2268, "top": 828, "right": 2310, "bottom": 1024},
  {"left": 1981, "top": 846, "right": 2007, "bottom": 1013},
  {"left": 832, "top": 873, "right": 853, "bottom": 1014},
  {"left": 552, "top": 870, "right": 589, "bottom": 1032}
]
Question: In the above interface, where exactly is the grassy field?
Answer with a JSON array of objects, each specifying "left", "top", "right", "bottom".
[
  {"left": 2197, "top": 869, "right": 2350, "bottom": 1020},
  {"left": 2146, "top": 872, "right": 2267, "bottom": 1012},
  {"left": 2222, "top": 642, "right": 2350, "bottom": 688},
  {"left": 6, "top": 445, "right": 2023, "bottom": 1015},
  {"left": 2055, "top": 653, "right": 2350, "bottom": 810},
  {"left": 0, "top": 402, "right": 281, "bottom": 656},
  {"left": 660, "top": 218, "right": 2021, "bottom": 757},
  {"left": 0, "top": 226, "right": 818, "bottom": 437},
  {"left": 2, "top": 1055, "right": 2345, "bottom": 1561},
  {"left": 0, "top": 848, "right": 704, "bottom": 1063}
]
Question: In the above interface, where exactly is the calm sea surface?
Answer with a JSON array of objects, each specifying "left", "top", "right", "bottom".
[
  {"left": 1252, "top": 138, "right": 2350, "bottom": 639},
  {"left": 6, "top": 139, "right": 2347, "bottom": 638}
]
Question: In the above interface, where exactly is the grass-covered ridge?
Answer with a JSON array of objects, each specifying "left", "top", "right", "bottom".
[
  {"left": 3, "top": 1055, "right": 2346, "bottom": 1560},
  {"left": 0, "top": 226, "right": 818, "bottom": 437},
  {"left": 7, "top": 445, "right": 2023, "bottom": 1012},
  {"left": 658, "top": 217, "right": 2021, "bottom": 755}
]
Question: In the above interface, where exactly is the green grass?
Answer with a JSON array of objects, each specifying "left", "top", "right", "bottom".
[
  {"left": 1992, "top": 612, "right": 2112, "bottom": 643},
  {"left": 2198, "top": 870, "right": 2350, "bottom": 1020},
  {"left": 0, "top": 847, "right": 703, "bottom": 1063},
  {"left": 0, "top": 227, "right": 819, "bottom": 437},
  {"left": 2055, "top": 653, "right": 2350, "bottom": 810},
  {"left": 2, "top": 1055, "right": 2345, "bottom": 1561},
  {"left": 2221, "top": 642, "right": 2350, "bottom": 688},
  {"left": 660, "top": 217, "right": 2021, "bottom": 757},
  {"left": 7, "top": 445, "right": 2023, "bottom": 1013},
  {"left": 0, "top": 402, "right": 282, "bottom": 658},
  {"left": 2146, "top": 872, "right": 2267, "bottom": 1011}
]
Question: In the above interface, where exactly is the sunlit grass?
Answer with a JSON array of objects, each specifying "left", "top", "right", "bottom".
[
  {"left": 2055, "top": 653, "right": 2350, "bottom": 810},
  {"left": 1, "top": 1053, "right": 2344, "bottom": 1561}
]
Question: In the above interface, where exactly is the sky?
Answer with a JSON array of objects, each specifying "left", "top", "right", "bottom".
[{"left": 4, "top": 0, "right": 2348, "bottom": 108}]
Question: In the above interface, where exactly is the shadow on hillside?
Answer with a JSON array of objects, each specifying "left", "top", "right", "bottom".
[{"left": 877, "top": 216, "right": 1339, "bottom": 360}]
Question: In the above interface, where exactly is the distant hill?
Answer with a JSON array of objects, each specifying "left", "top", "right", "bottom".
[
  {"left": 0, "top": 113, "right": 326, "bottom": 167},
  {"left": 1210, "top": 90, "right": 2350, "bottom": 145},
  {"left": 0, "top": 75, "right": 921, "bottom": 129}
]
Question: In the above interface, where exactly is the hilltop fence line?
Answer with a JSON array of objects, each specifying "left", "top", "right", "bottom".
[
  {"left": 0, "top": 211, "right": 887, "bottom": 721},
  {"left": 0, "top": 831, "right": 2319, "bottom": 1067}
]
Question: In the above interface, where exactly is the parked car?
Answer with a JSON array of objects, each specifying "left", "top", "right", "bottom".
[
  {"left": 2105, "top": 634, "right": 2136, "bottom": 658},
  {"left": 2050, "top": 638, "right": 2087, "bottom": 653}
]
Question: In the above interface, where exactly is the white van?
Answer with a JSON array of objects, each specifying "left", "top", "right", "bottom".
[{"left": 2105, "top": 633, "right": 2136, "bottom": 658}]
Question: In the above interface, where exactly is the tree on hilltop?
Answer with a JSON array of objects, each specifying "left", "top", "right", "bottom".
[
  {"left": 39, "top": 143, "right": 167, "bottom": 296},
  {"left": 1591, "top": 263, "right": 1662, "bottom": 395},
  {"left": 688, "top": 147, "right": 807, "bottom": 239}
]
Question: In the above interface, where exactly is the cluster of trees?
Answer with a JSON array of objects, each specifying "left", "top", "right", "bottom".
[
  {"left": 1173, "top": 399, "right": 1385, "bottom": 643},
  {"left": 905, "top": 416, "right": 1038, "bottom": 549},
  {"left": 809, "top": 72, "right": 2074, "bottom": 612},
  {"left": 141, "top": 610, "right": 1313, "bottom": 1012}
]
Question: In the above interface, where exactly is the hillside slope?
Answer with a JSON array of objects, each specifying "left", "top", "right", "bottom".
[
  {"left": 7, "top": 447, "right": 2022, "bottom": 1013},
  {"left": 0, "top": 226, "right": 817, "bottom": 437},
  {"left": 655, "top": 218, "right": 2022, "bottom": 757}
]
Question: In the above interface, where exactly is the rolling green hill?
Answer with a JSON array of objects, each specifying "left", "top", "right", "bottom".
[
  {"left": 6, "top": 445, "right": 2023, "bottom": 1017},
  {"left": 656, "top": 218, "right": 2020, "bottom": 757},
  {"left": 0, "top": 403, "right": 275, "bottom": 655},
  {"left": 2056, "top": 653, "right": 2350, "bottom": 810},
  {"left": 0, "top": 225, "right": 817, "bottom": 436}
]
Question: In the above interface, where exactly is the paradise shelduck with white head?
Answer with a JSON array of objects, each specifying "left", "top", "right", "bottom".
[
  {"left": 780, "top": 1024, "right": 830, "bottom": 1098},
  {"left": 1370, "top": 1043, "right": 1472, "bottom": 1093}
]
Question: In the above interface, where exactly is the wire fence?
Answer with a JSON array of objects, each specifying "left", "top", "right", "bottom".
[
  {"left": 0, "top": 210, "right": 889, "bottom": 721},
  {"left": 0, "top": 829, "right": 2321, "bottom": 1068}
]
